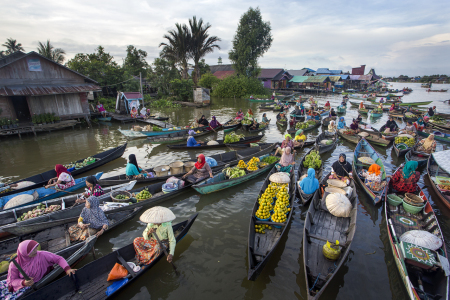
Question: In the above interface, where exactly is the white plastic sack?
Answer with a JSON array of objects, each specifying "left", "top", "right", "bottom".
[
  {"left": 400, "top": 230, "right": 443, "bottom": 251},
  {"left": 11, "top": 181, "right": 35, "bottom": 190},
  {"left": 269, "top": 172, "right": 290, "bottom": 184},
  {"left": 207, "top": 140, "right": 219, "bottom": 145},
  {"left": 326, "top": 193, "right": 352, "bottom": 218},
  {"left": 4, "top": 192, "right": 38, "bottom": 210}
]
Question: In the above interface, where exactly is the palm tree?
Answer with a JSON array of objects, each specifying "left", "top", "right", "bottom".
[
  {"left": 2, "top": 38, "right": 25, "bottom": 55},
  {"left": 189, "top": 16, "right": 221, "bottom": 86},
  {"left": 159, "top": 24, "right": 191, "bottom": 79},
  {"left": 37, "top": 40, "right": 66, "bottom": 64},
  {"left": 0, "top": 50, "right": 6, "bottom": 58}
]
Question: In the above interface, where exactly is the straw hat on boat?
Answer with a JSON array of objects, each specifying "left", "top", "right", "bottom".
[{"left": 140, "top": 206, "right": 176, "bottom": 224}]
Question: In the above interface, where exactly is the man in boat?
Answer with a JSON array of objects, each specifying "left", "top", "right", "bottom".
[
  {"left": 330, "top": 153, "right": 353, "bottom": 185},
  {"left": 386, "top": 161, "right": 420, "bottom": 193},
  {"left": 2, "top": 240, "right": 76, "bottom": 299},
  {"left": 134, "top": 207, "right": 176, "bottom": 265}
]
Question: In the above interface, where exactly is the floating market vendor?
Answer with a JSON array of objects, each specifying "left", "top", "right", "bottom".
[
  {"left": 249, "top": 95, "right": 254, "bottom": 99},
  {"left": 76, "top": 175, "right": 105, "bottom": 204},
  {"left": 427, "top": 106, "right": 436, "bottom": 117},
  {"left": 386, "top": 95, "right": 391, "bottom": 101},
  {"left": 356, "top": 114, "right": 363, "bottom": 124},
  {"left": 249, "top": 119, "right": 260, "bottom": 130},
  {"left": 416, "top": 134, "right": 436, "bottom": 154},
  {"left": 415, "top": 116, "right": 425, "bottom": 131},
  {"left": 182, "top": 154, "right": 213, "bottom": 183},
  {"left": 45, "top": 165, "right": 75, "bottom": 190},
  {"left": 386, "top": 161, "right": 420, "bottom": 193},
  {"left": 245, "top": 109, "right": 254, "bottom": 120},
  {"left": 385, "top": 117, "right": 399, "bottom": 132},
  {"left": 400, "top": 121, "right": 417, "bottom": 134},
  {"left": 261, "top": 113, "right": 271, "bottom": 125},
  {"left": 359, "top": 102, "right": 365, "bottom": 109},
  {"left": 209, "top": 116, "right": 221, "bottom": 129},
  {"left": 328, "top": 120, "right": 337, "bottom": 133},
  {"left": 2, "top": 240, "right": 76, "bottom": 298},
  {"left": 350, "top": 119, "right": 359, "bottom": 132},
  {"left": 289, "top": 116, "right": 296, "bottom": 127},
  {"left": 294, "top": 129, "right": 306, "bottom": 147},
  {"left": 69, "top": 196, "right": 109, "bottom": 241},
  {"left": 329, "top": 108, "right": 337, "bottom": 117},
  {"left": 276, "top": 112, "right": 286, "bottom": 121},
  {"left": 337, "top": 117, "right": 346, "bottom": 130},
  {"left": 274, "top": 134, "right": 294, "bottom": 156},
  {"left": 324, "top": 101, "right": 331, "bottom": 110},
  {"left": 275, "top": 147, "right": 295, "bottom": 173},
  {"left": 361, "top": 164, "right": 386, "bottom": 191},
  {"left": 298, "top": 168, "right": 319, "bottom": 195},
  {"left": 126, "top": 154, "right": 149, "bottom": 179},
  {"left": 313, "top": 112, "right": 321, "bottom": 121},
  {"left": 187, "top": 130, "right": 204, "bottom": 147},
  {"left": 96, "top": 101, "right": 107, "bottom": 118},
  {"left": 130, "top": 106, "right": 138, "bottom": 118},
  {"left": 330, "top": 153, "right": 353, "bottom": 184},
  {"left": 341, "top": 100, "right": 347, "bottom": 107},
  {"left": 379, "top": 98, "right": 384, "bottom": 103},
  {"left": 235, "top": 109, "right": 244, "bottom": 120},
  {"left": 197, "top": 115, "right": 209, "bottom": 127},
  {"left": 134, "top": 207, "right": 177, "bottom": 265},
  {"left": 389, "top": 103, "right": 395, "bottom": 111}
]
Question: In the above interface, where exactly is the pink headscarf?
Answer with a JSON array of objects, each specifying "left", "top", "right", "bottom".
[{"left": 279, "top": 147, "right": 295, "bottom": 167}]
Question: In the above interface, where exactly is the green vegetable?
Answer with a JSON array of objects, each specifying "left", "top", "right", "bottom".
[
  {"left": 261, "top": 156, "right": 280, "bottom": 164},
  {"left": 224, "top": 132, "right": 244, "bottom": 143},
  {"left": 222, "top": 166, "right": 246, "bottom": 178},
  {"left": 303, "top": 150, "right": 322, "bottom": 169},
  {"left": 295, "top": 120, "right": 316, "bottom": 130}
]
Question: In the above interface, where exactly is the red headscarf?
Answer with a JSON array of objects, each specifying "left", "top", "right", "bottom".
[
  {"left": 195, "top": 154, "right": 206, "bottom": 170},
  {"left": 55, "top": 164, "right": 70, "bottom": 177},
  {"left": 248, "top": 109, "right": 253, "bottom": 115}
]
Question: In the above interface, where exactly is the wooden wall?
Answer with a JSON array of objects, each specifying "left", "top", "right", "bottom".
[
  {"left": 0, "top": 53, "right": 87, "bottom": 85},
  {"left": 28, "top": 93, "right": 85, "bottom": 116},
  {"left": 0, "top": 96, "right": 17, "bottom": 119}
]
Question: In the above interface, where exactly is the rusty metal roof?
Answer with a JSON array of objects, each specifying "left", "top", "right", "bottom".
[
  {"left": 0, "top": 84, "right": 101, "bottom": 96},
  {"left": 258, "top": 69, "right": 284, "bottom": 79},
  {"left": 122, "top": 92, "right": 143, "bottom": 100}
]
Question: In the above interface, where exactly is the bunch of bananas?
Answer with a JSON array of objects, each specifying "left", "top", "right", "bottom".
[
  {"left": 395, "top": 136, "right": 415, "bottom": 147},
  {"left": 237, "top": 160, "right": 247, "bottom": 168}
]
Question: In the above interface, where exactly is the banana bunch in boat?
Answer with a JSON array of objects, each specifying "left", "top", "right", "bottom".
[
  {"left": 395, "top": 136, "right": 415, "bottom": 147},
  {"left": 222, "top": 167, "right": 246, "bottom": 178},
  {"left": 303, "top": 150, "right": 322, "bottom": 169}
]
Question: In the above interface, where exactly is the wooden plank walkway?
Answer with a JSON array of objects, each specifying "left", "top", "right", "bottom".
[{"left": 0, "top": 120, "right": 79, "bottom": 138}]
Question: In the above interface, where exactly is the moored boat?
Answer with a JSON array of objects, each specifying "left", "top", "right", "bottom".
[
  {"left": 336, "top": 106, "right": 346, "bottom": 113},
  {"left": 405, "top": 147, "right": 430, "bottom": 168},
  {"left": 417, "top": 128, "right": 450, "bottom": 144},
  {"left": 315, "top": 131, "right": 337, "bottom": 154},
  {"left": 398, "top": 101, "right": 433, "bottom": 106},
  {"left": 166, "top": 135, "right": 264, "bottom": 150},
  {"left": 223, "top": 119, "right": 241, "bottom": 132},
  {"left": 147, "top": 128, "right": 212, "bottom": 143},
  {"left": 321, "top": 116, "right": 336, "bottom": 127},
  {"left": 380, "top": 125, "right": 399, "bottom": 141},
  {"left": 427, "top": 151, "right": 450, "bottom": 210},
  {"left": 288, "top": 119, "right": 321, "bottom": 135}
]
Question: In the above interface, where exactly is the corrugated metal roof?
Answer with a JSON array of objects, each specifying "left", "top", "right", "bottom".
[
  {"left": 289, "top": 76, "right": 309, "bottom": 83},
  {"left": 303, "top": 68, "right": 316, "bottom": 72},
  {"left": 329, "top": 70, "right": 342, "bottom": 74},
  {"left": 287, "top": 69, "right": 307, "bottom": 76},
  {"left": 213, "top": 70, "right": 235, "bottom": 79},
  {"left": 316, "top": 68, "right": 331, "bottom": 74},
  {"left": 0, "top": 84, "right": 101, "bottom": 96},
  {"left": 258, "top": 69, "right": 284, "bottom": 79},
  {"left": 349, "top": 75, "right": 361, "bottom": 80},
  {"left": 273, "top": 71, "right": 292, "bottom": 81},
  {"left": 328, "top": 76, "right": 342, "bottom": 82},
  {"left": 340, "top": 75, "right": 349, "bottom": 80},
  {"left": 209, "top": 64, "right": 234, "bottom": 73},
  {"left": 122, "top": 92, "right": 143, "bottom": 100},
  {"left": 303, "top": 76, "right": 330, "bottom": 83}
]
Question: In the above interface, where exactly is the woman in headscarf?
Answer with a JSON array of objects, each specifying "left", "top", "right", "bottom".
[
  {"left": 126, "top": 154, "right": 149, "bottom": 179},
  {"left": 356, "top": 114, "right": 363, "bottom": 123},
  {"left": 209, "top": 116, "right": 221, "bottom": 128},
  {"left": 361, "top": 164, "right": 386, "bottom": 191},
  {"left": 324, "top": 101, "right": 331, "bottom": 110},
  {"left": 387, "top": 161, "right": 420, "bottom": 193},
  {"left": 337, "top": 117, "right": 346, "bottom": 130},
  {"left": 328, "top": 120, "right": 337, "bottom": 133},
  {"left": 329, "top": 108, "right": 337, "bottom": 117},
  {"left": 330, "top": 153, "right": 353, "bottom": 184},
  {"left": 416, "top": 134, "right": 436, "bottom": 154},
  {"left": 45, "top": 165, "right": 75, "bottom": 190},
  {"left": 245, "top": 109, "right": 254, "bottom": 120},
  {"left": 235, "top": 109, "right": 244, "bottom": 120},
  {"left": 427, "top": 107, "right": 435, "bottom": 117},
  {"left": 389, "top": 103, "right": 395, "bottom": 111},
  {"left": 385, "top": 116, "right": 398, "bottom": 132},
  {"left": 275, "top": 134, "right": 294, "bottom": 156},
  {"left": 187, "top": 130, "right": 203, "bottom": 147},
  {"left": 2, "top": 240, "right": 76, "bottom": 298},
  {"left": 299, "top": 102, "right": 305, "bottom": 115},
  {"left": 299, "top": 168, "right": 319, "bottom": 195},
  {"left": 350, "top": 119, "right": 359, "bottom": 132},
  {"left": 197, "top": 115, "right": 209, "bottom": 127},
  {"left": 250, "top": 119, "right": 260, "bottom": 130},
  {"left": 261, "top": 113, "right": 271, "bottom": 125},
  {"left": 130, "top": 106, "right": 138, "bottom": 118},
  {"left": 275, "top": 147, "right": 295, "bottom": 173},
  {"left": 76, "top": 175, "right": 105, "bottom": 204},
  {"left": 182, "top": 154, "right": 213, "bottom": 183},
  {"left": 400, "top": 120, "right": 417, "bottom": 134},
  {"left": 313, "top": 112, "right": 321, "bottom": 121},
  {"left": 294, "top": 129, "right": 306, "bottom": 147},
  {"left": 379, "top": 97, "right": 384, "bottom": 104},
  {"left": 415, "top": 116, "right": 425, "bottom": 131},
  {"left": 68, "top": 196, "right": 109, "bottom": 242},
  {"left": 359, "top": 102, "right": 365, "bottom": 109},
  {"left": 289, "top": 116, "right": 296, "bottom": 128}
]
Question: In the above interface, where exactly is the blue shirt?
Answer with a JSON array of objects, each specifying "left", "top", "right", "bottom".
[
  {"left": 187, "top": 137, "right": 201, "bottom": 147},
  {"left": 337, "top": 121, "right": 346, "bottom": 129},
  {"left": 126, "top": 163, "right": 143, "bottom": 176}
]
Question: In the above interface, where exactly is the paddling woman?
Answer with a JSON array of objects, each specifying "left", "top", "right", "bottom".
[
  {"left": 134, "top": 207, "right": 176, "bottom": 265},
  {"left": 209, "top": 116, "right": 221, "bottom": 129},
  {"left": 235, "top": 109, "right": 244, "bottom": 120},
  {"left": 197, "top": 115, "right": 209, "bottom": 127},
  {"left": 2, "top": 240, "right": 76, "bottom": 299},
  {"left": 356, "top": 114, "right": 363, "bottom": 123},
  {"left": 45, "top": 164, "right": 75, "bottom": 190},
  {"left": 126, "top": 154, "right": 149, "bottom": 179},
  {"left": 182, "top": 154, "right": 213, "bottom": 183},
  {"left": 386, "top": 161, "right": 420, "bottom": 193},
  {"left": 187, "top": 130, "right": 203, "bottom": 147},
  {"left": 275, "top": 147, "right": 295, "bottom": 173},
  {"left": 330, "top": 153, "right": 353, "bottom": 184},
  {"left": 261, "top": 113, "right": 271, "bottom": 125},
  {"left": 250, "top": 119, "right": 260, "bottom": 130},
  {"left": 69, "top": 196, "right": 109, "bottom": 241},
  {"left": 337, "top": 117, "right": 346, "bottom": 130},
  {"left": 299, "top": 168, "right": 319, "bottom": 195}
]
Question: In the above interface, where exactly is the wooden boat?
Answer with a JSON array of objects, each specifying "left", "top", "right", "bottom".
[
  {"left": 0, "top": 181, "right": 136, "bottom": 236},
  {"left": 336, "top": 106, "right": 346, "bottom": 113},
  {"left": 321, "top": 116, "right": 336, "bottom": 127},
  {"left": 247, "top": 98, "right": 273, "bottom": 102},
  {"left": 166, "top": 135, "right": 264, "bottom": 150},
  {"left": 223, "top": 119, "right": 241, "bottom": 132},
  {"left": 358, "top": 108, "right": 369, "bottom": 115},
  {"left": 379, "top": 125, "right": 399, "bottom": 141},
  {"left": 287, "top": 120, "right": 321, "bottom": 135},
  {"left": 398, "top": 101, "right": 433, "bottom": 106},
  {"left": 358, "top": 122, "right": 381, "bottom": 136},
  {"left": 337, "top": 128, "right": 360, "bottom": 144},
  {"left": 97, "top": 117, "right": 112, "bottom": 121},
  {"left": 349, "top": 94, "right": 376, "bottom": 101},
  {"left": 338, "top": 128, "right": 389, "bottom": 147},
  {"left": 405, "top": 147, "right": 431, "bottom": 168},
  {"left": 98, "top": 143, "right": 277, "bottom": 186},
  {"left": 150, "top": 116, "right": 170, "bottom": 121},
  {"left": 393, "top": 142, "right": 413, "bottom": 158},
  {"left": 370, "top": 110, "right": 383, "bottom": 118},
  {"left": 248, "top": 124, "right": 268, "bottom": 133},
  {"left": 429, "top": 121, "right": 450, "bottom": 131},
  {"left": 349, "top": 101, "right": 360, "bottom": 108},
  {"left": 21, "top": 214, "right": 198, "bottom": 300},
  {"left": 384, "top": 166, "right": 449, "bottom": 300},
  {"left": 417, "top": 128, "right": 450, "bottom": 144},
  {"left": 247, "top": 165, "right": 295, "bottom": 281},
  {"left": 226, "top": 141, "right": 315, "bottom": 151},
  {"left": 119, "top": 124, "right": 222, "bottom": 139},
  {"left": 352, "top": 137, "right": 388, "bottom": 204},
  {"left": 428, "top": 89, "right": 448, "bottom": 92},
  {"left": 315, "top": 131, "right": 337, "bottom": 154},
  {"left": 427, "top": 151, "right": 450, "bottom": 210},
  {"left": 0, "top": 173, "right": 103, "bottom": 210},
  {"left": 303, "top": 172, "right": 357, "bottom": 299},
  {"left": 296, "top": 148, "right": 323, "bottom": 205},
  {"left": 192, "top": 153, "right": 277, "bottom": 194},
  {"left": 147, "top": 128, "right": 212, "bottom": 143},
  {"left": 276, "top": 118, "right": 288, "bottom": 127},
  {"left": 0, "top": 143, "right": 127, "bottom": 198},
  {"left": 259, "top": 104, "right": 275, "bottom": 111}
]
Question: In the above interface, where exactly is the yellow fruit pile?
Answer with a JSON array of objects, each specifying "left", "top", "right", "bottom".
[
  {"left": 247, "top": 160, "right": 259, "bottom": 171},
  {"left": 272, "top": 187, "right": 290, "bottom": 223},
  {"left": 255, "top": 224, "right": 272, "bottom": 234},
  {"left": 255, "top": 200, "right": 272, "bottom": 219},
  {"left": 238, "top": 160, "right": 247, "bottom": 168}
]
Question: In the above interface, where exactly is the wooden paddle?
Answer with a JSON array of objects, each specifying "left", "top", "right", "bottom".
[
  {"left": 11, "top": 257, "right": 37, "bottom": 291},
  {"left": 152, "top": 232, "right": 179, "bottom": 275}
]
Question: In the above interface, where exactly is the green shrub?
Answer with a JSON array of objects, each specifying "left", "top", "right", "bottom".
[
  {"left": 198, "top": 73, "right": 220, "bottom": 90},
  {"left": 170, "top": 79, "right": 194, "bottom": 101},
  {"left": 211, "top": 75, "right": 270, "bottom": 98},
  {"left": 95, "top": 97, "right": 116, "bottom": 112}
]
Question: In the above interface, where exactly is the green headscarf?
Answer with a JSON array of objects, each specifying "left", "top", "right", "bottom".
[
  {"left": 296, "top": 129, "right": 303, "bottom": 136},
  {"left": 402, "top": 161, "right": 418, "bottom": 179},
  {"left": 285, "top": 134, "right": 292, "bottom": 139}
]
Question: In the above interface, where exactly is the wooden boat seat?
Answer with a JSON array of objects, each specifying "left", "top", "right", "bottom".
[
  {"left": 116, "top": 251, "right": 136, "bottom": 278},
  {"left": 253, "top": 229, "right": 282, "bottom": 257}
]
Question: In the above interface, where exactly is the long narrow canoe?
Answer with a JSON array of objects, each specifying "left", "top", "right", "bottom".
[
  {"left": 337, "top": 106, "right": 346, "bottom": 113},
  {"left": 405, "top": 147, "right": 430, "bottom": 167},
  {"left": 385, "top": 165, "right": 449, "bottom": 300},
  {"left": 352, "top": 137, "right": 387, "bottom": 204},
  {"left": 429, "top": 121, "right": 450, "bottom": 131},
  {"left": 337, "top": 128, "right": 360, "bottom": 144},
  {"left": 358, "top": 108, "right": 369, "bottom": 115},
  {"left": 315, "top": 131, "right": 337, "bottom": 154},
  {"left": 303, "top": 172, "right": 357, "bottom": 299},
  {"left": 248, "top": 124, "right": 268, "bottom": 133},
  {"left": 358, "top": 122, "right": 382, "bottom": 136},
  {"left": 166, "top": 135, "right": 264, "bottom": 150},
  {"left": 120, "top": 125, "right": 223, "bottom": 139},
  {"left": 99, "top": 144, "right": 277, "bottom": 186},
  {"left": 321, "top": 116, "right": 336, "bottom": 127},
  {"left": 276, "top": 119, "right": 288, "bottom": 127},
  {"left": 192, "top": 153, "right": 276, "bottom": 194},
  {"left": 21, "top": 214, "right": 198, "bottom": 300},
  {"left": 393, "top": 142, "right": 413, "bottom": 157},
  {"left": 0, "top": 143, "right": 126, "bottom": 198},
  {"left": 225, "top": 141, "right": 315, "bottom": 151},
  {"left": 0, "top": 172, "right": 103, "bottom": 210},
  {"left": 427, "top": 151, "right": 450, "bottom": 210},
  {"left": 287, "top": 120, "right": 321, "bottom": 135},
  {"left": 0, "top": 181, "right": 136, "bottom": 236},
  {"left": 296, "top": 148, "right": 323, "bottom": 205},
  {"left": 398, "top": 101, "right": 433, "bottom": 106},
  {"left": 379, "top": 125, "right": 399, "bottom": 141},
  {"left": 223, "top": 119, "right": 241, "bottom": 132},
  {"left": 247, "top": 98, "right": 273, "bottom": 102},
  {"left": 248, "top": 166, "right": 295, "bottom": 280},
  {"left": 146, "top": 126, "right": 213, "bottom": 143}
]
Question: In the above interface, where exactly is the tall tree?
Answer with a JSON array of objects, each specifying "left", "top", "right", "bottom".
[
  {"left": 159, "top": 23, "right": 191, "bottom": 79},
  {"left": 2, "top": 38, "right": 25, "bottom": 54},
  {"left": 147, "top": 56, "right": 181, "bottom": 96},
  {"left": 37, "top": 40, "right": 66, "bottom": 64},
  {"left": 188, "top": 16, "right": 221, "bottom": 86},
  {"left": 123, "top": 45, "right": 149, "bottom": 78},
  {"left": 228, "top": 7, "right": 273, "bottom": 78}
]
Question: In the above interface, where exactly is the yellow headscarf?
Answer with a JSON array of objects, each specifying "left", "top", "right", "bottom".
[{"left": 422, "top": 134, "right": 435, "bottom": 150}]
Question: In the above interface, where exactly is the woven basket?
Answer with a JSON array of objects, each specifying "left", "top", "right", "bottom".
[
  {"left": 111, "top": 191, "right": 132, "bottom": 203},
  {"left": 404, "top": 193, "right": 424, "bottom": 206}
]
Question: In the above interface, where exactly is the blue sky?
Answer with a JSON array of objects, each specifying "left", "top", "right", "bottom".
[{"left": 1, "top": 0, "right": 449, "bottom": 76}]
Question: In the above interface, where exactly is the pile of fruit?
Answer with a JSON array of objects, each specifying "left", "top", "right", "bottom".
[
  {"left": 430, "top": 115, "right": 444, "bottom": 122},
  {"left": 65, "top": 157, "right": 96, "bottom": 169},
  {"left": 438, "top": 184, "right": 450, "bottom": 191},
  {"left": 135, "top": 189, "right": 152, "bottom": 200},
  {"left": 224, "top": 132, "right": 245, "bottom": 143},
  {"left": 237, "top": 160, "right": 247, "bottom": 168},
  {"left": 278, "top": 118, "right": 287, "bottom": 122},
  {"left": 254, "top": 224, "right": 272, "bottom": 234},
  {"left": 17, "top": 204, "right": 61, "bottom": 222},
  {"left": 342, "top": 129, "right": 355, "bottom": 135},
  {"left": 295, "top": 120, "right": 316, "bottom": 129},
  {"left": 303, "top": 150, "right": 322, "bottom": 169},
  {"left": 258, "top": 162, "right": 269, "bottom": 168},
  {"left": 222, "top": 167, "right": 246, "bottom": 178},
  {"left": 247, "top": 157, "right": 260, "bottom": 171},
  {"left": 272, "top": 187, "right": 290, "bottom": 223},
  {"left": 261, "top": 156, "right": 280, "bottom": 164},
  {"left": 115, "top": 194, "right": 129, "bottom": 200},
  {"left": 255, "top": 192, "right": 273, "bottom": 220},
  {"left": 394, "top": 136, "right": 415, "bottom": 146},
  {"left": 152, "top": 126, "right": 162, "bottom": 131},
  {"left": 242, "top": 119, "right": 252, "bottom": 125},
  {"left": 227, "top": 119, "right": 241, "bottom": 125},
  {"left": 274, "top": 105, "right": 281, "bottom": 110}
]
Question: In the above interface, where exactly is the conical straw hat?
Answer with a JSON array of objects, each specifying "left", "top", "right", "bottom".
[{"left": 140, "top": 206, "right": 176, "bottom": 223}]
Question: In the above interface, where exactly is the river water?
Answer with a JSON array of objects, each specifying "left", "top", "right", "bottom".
[{"left": 1, "top": 82, "right": 450, "bottom": 300}]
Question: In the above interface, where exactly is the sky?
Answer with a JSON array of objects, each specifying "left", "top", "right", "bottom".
[{"left": 1, "top": 0, "right": 449, "bottom": 77}]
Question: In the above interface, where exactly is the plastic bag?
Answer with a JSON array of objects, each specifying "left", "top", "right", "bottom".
[
  {"left": 107, "top": 263, "right": 128, "bottom": 281},
  {"left": 106, "top": 278, "right": 129, "bottom": 296},
  {"left": 166, "top": 176, "right": 185, "bottom": 189},
  {"left": 205, "top": 157, "right": 218, "bottom": 167}
]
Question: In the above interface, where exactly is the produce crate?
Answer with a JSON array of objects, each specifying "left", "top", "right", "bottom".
[{"left": 111, "top": 191, "right": 132, "bottom": 203}]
